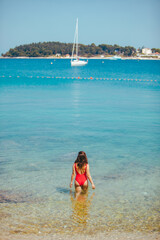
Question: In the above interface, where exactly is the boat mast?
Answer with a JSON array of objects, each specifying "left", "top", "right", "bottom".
[
  {"left": 76, "top": 18, "right": 78, "bottom": 58},
  {"left": 71, "top": 18, "right": 78, "bottom": 60}
]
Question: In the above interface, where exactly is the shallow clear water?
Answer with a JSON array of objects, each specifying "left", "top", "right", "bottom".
[{"left": 0, "top": 59, "right": 160, "bottom": 235}]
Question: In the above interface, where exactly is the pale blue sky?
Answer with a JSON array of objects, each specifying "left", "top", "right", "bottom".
[{"left": 0, "top": 0, "right": 160, "bottom": 54}]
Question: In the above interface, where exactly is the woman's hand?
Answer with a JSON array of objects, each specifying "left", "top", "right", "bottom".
[
  {"left": 92, "top": 183, "right": 95, "bottom": 189},
  {"left": 70, "top": 182, "right": 73, "bottom": 188}
]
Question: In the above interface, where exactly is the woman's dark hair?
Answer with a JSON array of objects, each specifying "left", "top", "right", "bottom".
[{"left": 75, "top": 151, "right": 88, "bottom": 168}]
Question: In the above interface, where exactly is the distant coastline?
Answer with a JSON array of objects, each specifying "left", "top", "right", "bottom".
[
  {"left": 0, "top": 56, "right": 160, "bottom": 60},
  {"left": 2, "top": 41, "right": 160, "bottom": 59}
]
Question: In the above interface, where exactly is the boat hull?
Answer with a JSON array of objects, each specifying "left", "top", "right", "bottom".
[{"left": 71, "top": 60, "right": 88, "bottom": 66}]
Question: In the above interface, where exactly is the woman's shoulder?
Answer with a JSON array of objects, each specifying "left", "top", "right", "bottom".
[{"left": 86, "top": 163, "right": 89, "bottom": 169}]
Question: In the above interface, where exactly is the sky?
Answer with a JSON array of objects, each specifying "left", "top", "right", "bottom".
[{"left": 0, "top": 0, "right": 160, "bottom": 54}]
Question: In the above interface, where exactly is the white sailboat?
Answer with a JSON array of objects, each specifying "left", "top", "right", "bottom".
[{"left": 71, "top": 18, "right": 88, "bottom": 66}]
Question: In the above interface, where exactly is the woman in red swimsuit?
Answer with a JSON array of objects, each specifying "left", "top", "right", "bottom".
[{"left": 70, "top": 151, "right": 95, "bottom": 196}]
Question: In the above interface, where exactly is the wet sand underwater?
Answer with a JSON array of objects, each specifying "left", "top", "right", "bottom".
[
  {"left": 0, "top": 231, "right": 160, "bottom": 240},
  {"left": 0, "top": 188, "right": 160, "bottom": 240}
]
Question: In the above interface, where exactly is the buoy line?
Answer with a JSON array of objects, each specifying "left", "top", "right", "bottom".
[{"left": 0, "top": 75, "right": 158, "bottom": 82}]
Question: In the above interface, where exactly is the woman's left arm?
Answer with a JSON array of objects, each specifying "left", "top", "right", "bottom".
[
  {"left": 70, "top": 164, "right": 76, "bottom": 188},
  {"left": 86, "top": 164, "right": 95, "bottom": 189}
]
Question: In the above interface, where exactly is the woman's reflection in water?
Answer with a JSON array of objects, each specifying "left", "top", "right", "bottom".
[{"left": 70, "top": 189, "right": 95, "bottom": 230}]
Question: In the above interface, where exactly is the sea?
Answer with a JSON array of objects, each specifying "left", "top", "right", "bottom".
[{"left": 0, "top": 58, "right": 160, "bottom": 236}]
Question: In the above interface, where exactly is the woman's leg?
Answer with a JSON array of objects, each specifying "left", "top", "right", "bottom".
[
  {"left": 75, "top": 180, "right": 81, "bottom": 198},
  {"left": 82, "top": 180, "right": 88, "bottom": 192}
]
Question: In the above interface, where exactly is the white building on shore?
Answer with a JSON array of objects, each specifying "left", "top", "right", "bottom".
[
  {"left": 142, "top": 48, "right": 152, "bottom": 55},
  {"left": 56, "top": 53, "right": 61, "bottom": 57}
]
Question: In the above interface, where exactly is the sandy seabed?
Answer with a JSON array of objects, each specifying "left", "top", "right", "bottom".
[{"left": 0, "top": 231, "right": 160, "bottom": 240}]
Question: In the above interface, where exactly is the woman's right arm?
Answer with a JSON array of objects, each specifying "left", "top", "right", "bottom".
[
  {"left": 70, "top": 164, "right": 76, "bottom": 188},
  {"left": 86, "top": 164, "right": 95, "bottom": 189}
]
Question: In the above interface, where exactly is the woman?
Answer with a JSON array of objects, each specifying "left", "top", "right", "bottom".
[{"left": 70, "top": 151, "right": 95, "bottom": 196}]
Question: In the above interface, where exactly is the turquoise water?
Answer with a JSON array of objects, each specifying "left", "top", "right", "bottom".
[{"left": 0, "top": 59, "right": 160, "bottom": 235}]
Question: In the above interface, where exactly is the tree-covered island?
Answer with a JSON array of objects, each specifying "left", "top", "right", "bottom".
[{"left": 2, "top": 41, "right": 137, "bottom": 57}]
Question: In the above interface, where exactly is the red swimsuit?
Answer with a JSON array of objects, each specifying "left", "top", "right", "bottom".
[{"left": 75, "top": 163, "right": 88, "bottom": 186}]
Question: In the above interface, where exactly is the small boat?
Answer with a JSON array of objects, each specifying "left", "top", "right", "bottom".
[
  {"left": 71, "top": 18, "right": 88, "bottom": 67},
  {"left": 110, "top": 55, "right": 122, "bottom": 60}
]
